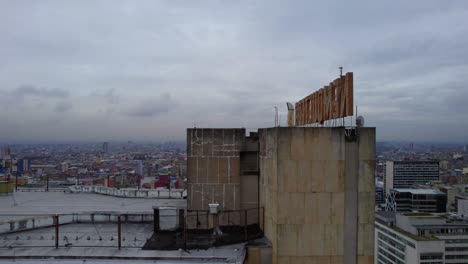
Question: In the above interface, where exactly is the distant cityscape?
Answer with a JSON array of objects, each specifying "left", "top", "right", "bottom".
[{"left": 0, "top": 141, "right": 186, "bottom": 191}]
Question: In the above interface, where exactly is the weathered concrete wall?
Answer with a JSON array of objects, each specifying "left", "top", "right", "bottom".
[
  {"left": 240, "top": 135, "right": 260, "bottom": 210},
  {"left": 259, "top": 127, "right": 375, "bottom": 264},
  {"left": 241, "top": 174, "right": 259, "bottom": 209},
  {"left": 246, "top": 246, "right": 273, "bottom": 264},
  {"left": 187, "top": 128, "right": 245, "bottom": 211}
]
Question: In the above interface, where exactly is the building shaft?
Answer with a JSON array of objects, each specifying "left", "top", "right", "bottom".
[
  {"left": 258, "top": 127, "right": 375, "bottom": 263},
  {"left": 186, "top": 127, "right": 375, "bottom": 263}
]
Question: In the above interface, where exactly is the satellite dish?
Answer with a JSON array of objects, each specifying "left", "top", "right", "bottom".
[{"left": 356, "top": 116, "right": 365, "bottom": 127}]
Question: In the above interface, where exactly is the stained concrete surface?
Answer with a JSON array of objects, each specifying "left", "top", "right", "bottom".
[
  {"left": 0, "top": 191, "right": 186, "bottom": 222},
  {"left": 187, "top": 128, "right": 245, "bottom": 211},
  {"left": 259, "top": 127, "right": 375, "bottom": 264},
  {"left": 143, "top": 224, "right": 263, "bottom": 250}
]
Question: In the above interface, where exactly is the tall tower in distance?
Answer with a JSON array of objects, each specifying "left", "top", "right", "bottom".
[{"left": 102, "top": 142, "right": 109, "bottom": 154}]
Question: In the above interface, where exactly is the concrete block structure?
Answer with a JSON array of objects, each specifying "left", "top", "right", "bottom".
[
  {"left": 259, "top": 127, "right": 375, "bottom": 264},
  {"left": 186, "top": 127, "right": 375, "bottom": 263},
  {"left": 186, "top": 128, "right": 259, "bottom": 212}
]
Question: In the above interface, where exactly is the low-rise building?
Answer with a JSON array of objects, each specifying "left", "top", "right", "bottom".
[
  {"left": 376, "top": 211, "right": 468, "bottom": 263},
  {"left": 386, "top": 188, "right": 447, "bottom": 213}
]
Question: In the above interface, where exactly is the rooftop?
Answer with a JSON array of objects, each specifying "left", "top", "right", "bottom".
[
  {"left": 392, "top": 188, "right": 444, "bottom": 195},
  {"left": 0, "top": 192, "right": 247, "bottom": 263},
  {"left": 0, "top": 191, "right": 186, "bottom": 222},
  {"left": 391, "top": 226, "right": 439, "bottom": 241},
  {"left": 0, "top": 222, "right": 245, "bottom": 263}
]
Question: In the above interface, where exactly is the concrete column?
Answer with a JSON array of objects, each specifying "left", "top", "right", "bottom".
[
  {"left": 154, "top": 209, "right": 160, "bottom": 232},
  {"left": 178, "top": 209, "right": 185, "bottom": 230},
  {"left": 344, "top": 129, "right": 359, "bottom": 264},
  {"left": 117, "top": 215, "right": 121, "bottom": 249},
  {"left": 208, "top": 214, "right": 219, "bottom": 229}
]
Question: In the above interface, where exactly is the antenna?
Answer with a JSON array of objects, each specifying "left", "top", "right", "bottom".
[
  {"left": 355, "top": 105, "right": 358, "bottom": 126},
  {"left": 274, "top": 106, "right": 278, "bottom": 127}
]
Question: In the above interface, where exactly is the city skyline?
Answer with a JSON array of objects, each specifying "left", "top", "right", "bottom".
[{"left": 1, "top": 1, "right": 468, "bottom": 142}]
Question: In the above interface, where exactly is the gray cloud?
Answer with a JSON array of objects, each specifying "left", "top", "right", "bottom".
[
  {"left": 123, "top": 93, "right": 173, "bottom": 118},
  {"left": 90, "top": 88, "right": 119, "bottom": 104},
  {"left": 13, "top": 85, "right": 69, "bottom": 98},
  {"left": 53, "top": 102, "right": 73, "bottom": 113},
  {"left": 0, "top": 1, "right": 467, "bottom": 142}
]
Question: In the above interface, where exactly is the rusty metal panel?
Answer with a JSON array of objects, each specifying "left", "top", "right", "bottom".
[{"left": 295, "top": 72, "right": 354, "bottom": 126}]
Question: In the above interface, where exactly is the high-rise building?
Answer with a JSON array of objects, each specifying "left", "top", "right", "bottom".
[
  {"left": 187, "top": 127, "right": 376, "bottom": 263},
  {"left": 16, "top": 159, "right": 30, "bottom": 175},
  {"left": 384, "top": 160, "right": 439, "bottom": 195},
  {"left": 102, "top": 142, "right": 109, "bottom": 154},
  {"left": 136, "top": 160, "right": 143, "bottom": 176},
  {"left": 376, "top": 211, "right": 468, "bottom": 263}
]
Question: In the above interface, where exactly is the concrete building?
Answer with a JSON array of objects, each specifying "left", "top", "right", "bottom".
[
  {"left": 385, "top": 188, "right": 447, "bottom": 213},
  {"left": 454, "top": 192, "right": 468, "bottom": 216},
  {"left": 259, "top": 127, "right": 375, "bottom": 264},
  {"left": 457, "top": 198, "right": 468, "bottom": 217},
  {"left": 186, "top": 128, "right": 259, "bottom": 211},
  {"left": 384, "top": 161, "right": 440, "bottom": 195},
  {"left": 185, "top": 126, "right": 376, "bottom": 263},
  {"left": 376, "top": 211, "right": 468, "bottom": 263},
  {"left": 440, "top": 186, "right": 461, "bottom": 213}
]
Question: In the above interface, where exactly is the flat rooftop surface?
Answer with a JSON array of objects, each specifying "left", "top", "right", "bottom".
[
  {"left": 392, "top": 188, "right": 444, "bottom": 195},
  {"left": 0, "top": 223, "right": 245, "bottom": 263},
  {"left": 0, "top": 191, "right": 186, "bottom": 221},
  {"left": 0, "top": 223, "right": 152, "bottom": 248},
  {"left": 0, "top": 261, "right": 232, "bottom": 264}
]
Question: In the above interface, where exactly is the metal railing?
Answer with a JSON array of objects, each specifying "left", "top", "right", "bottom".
[
  {"left": 0, "top": 207, "right": 264, "bottom": 250},
  {"left": 0, "top": 212, "right": 154, "bottom": 249}
]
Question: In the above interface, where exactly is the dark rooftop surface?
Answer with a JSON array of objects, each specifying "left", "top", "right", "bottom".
[{"left": 143, "top": 224, "right": 263, "bottom": 250}]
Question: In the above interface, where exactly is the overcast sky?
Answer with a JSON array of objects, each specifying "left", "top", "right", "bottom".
[{"left": 1, "top": 1, "right": 467, "bottom": 143}]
